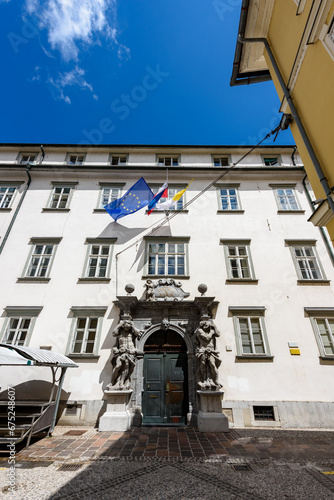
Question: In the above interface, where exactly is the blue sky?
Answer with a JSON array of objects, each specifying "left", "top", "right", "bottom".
[{"left": 0, "top": 0, "right": 294, "bottom": 146}]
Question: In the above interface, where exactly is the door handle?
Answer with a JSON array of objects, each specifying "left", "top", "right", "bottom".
[{"left": 166, "top": 383, "right": 170, "bottom": 394}]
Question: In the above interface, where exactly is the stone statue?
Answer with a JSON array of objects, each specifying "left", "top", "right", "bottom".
[
  {"left": 195, "top": 320, "right": 222, "bottom": 390},
  {"left": 108, "top": 320, "right": 141, "bottom": 390},
  {"left": 144, "top": 279, "right": 155, "bottom": 301}
]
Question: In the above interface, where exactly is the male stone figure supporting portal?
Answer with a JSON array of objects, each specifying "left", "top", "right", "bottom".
[
  {"left": 108, "top": 320, "right": 141, "bottom": 390},
  {"left": 195, "top": 320, "right": 222, "bottom": 390}
]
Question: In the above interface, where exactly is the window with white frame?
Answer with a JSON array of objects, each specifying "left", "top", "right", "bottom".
[
  {"left": 314, "top": 318, "right": 334, "bottom": 356},
  {"left": 287, "top": 241, "right": 326, "bottom": 281},
  {"left": 272, "top": 185, "right": 301, "bottom": 211},
  {"left": 146, "top": 240, "right": 188, "bottom": 276},
  {"left": 19, "top": 153, "right": 36, "bottom": 164},
  {"left": 218, "top": 186, "right": 241, "bottom": 211},
  {"left": 72, "top": 317, "right": 98, "bottom": 354},
  {"left": 83, "top": 239, "right": 115, "bottom": 279},
  {"left": 305, "top": 308, "right": 334, "bottom": 358},
  {"left": 110, "top": 155, "right": 127, "bottom": 166},
  {"left": 67, "top": 154, "right": 84, "bottom": 165},
  {"left": 157, "top": 156, "right": 179, "bottom": 166},
  {"left": 48, "top": 183, "right": 76, "bottom": 209},
  {"left": 230, "top": 307, "right": 270, "bottom": 357},
  {"left": 1, "top": 307, "right": 42, "bottom": 346},
  {"left": 22, "top": 238, "right": 61, "bottom": 280},
  {"left": 67, "top": 307, "right": 106, "bottom": 356},
  {"left": 0, "top": 186, "right": 16, "bottom": 209},
  {"left": 98, "top": 184, "right": 122, "bottom": 209},
  {"left": 222, "top": 240, "right": 255, "bottom": 280},
  {"left": 323, "top": 16, "right": 334, "bottom": 57},
  {"left": 151, "top": 186, "right": 184, "bottom": 211},
  {"left": 213, "top": 156, "right": 230, "bottom": 167},
  {"left": 263, "top": 156, "right": 280, "bottom": 167}
]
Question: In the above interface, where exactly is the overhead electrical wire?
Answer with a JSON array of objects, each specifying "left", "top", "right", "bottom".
[{"left": 116, "top": 124, "right": 282, "bottom": 260}]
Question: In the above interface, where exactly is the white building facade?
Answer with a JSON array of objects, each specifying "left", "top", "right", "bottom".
[{"left": 0, "top": 144, "right": 333, "bottom": 429}]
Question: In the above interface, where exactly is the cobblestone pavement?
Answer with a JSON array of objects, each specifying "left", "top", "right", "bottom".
[
  {"left": 12, "top": 426, "right": 334, "bottom": 462},
  {"left": 0, "top": 427, "right": 334, "bottom": 499}
]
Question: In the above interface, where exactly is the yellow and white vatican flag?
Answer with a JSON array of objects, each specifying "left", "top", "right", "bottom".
[{"left": 157, "top": 179, "right": 193, "bottom": 211}]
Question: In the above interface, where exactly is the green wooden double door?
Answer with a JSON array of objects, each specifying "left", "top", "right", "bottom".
[{"left": 142, "top": 352, "right": 188, "bottom": 425}]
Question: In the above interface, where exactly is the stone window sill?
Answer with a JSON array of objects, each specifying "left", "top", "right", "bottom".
[
  {"left": 77, "top": 278, "right": 111, "bottom": 283},
  {"left": 17, "top": 277, "right": 50, "bottom": 283},
  {"left": 93, "top": 208, "right": 108, "bottom": 213},
  {"left": 142, "top": 275, "right": 190, "bottom": 280},
  {"left": 217, "top": 210, "right": 244, "bottom": 214},
  {"left": 235, "top": 355, "right": 274, "bottom": 361},
  {"left": 297, "top": 280, "right": 330, "bottom": 285},
  {"left": 42, "top": 208, "right": 70, "bottom": 212},
  {"left": 0, "top": 208, "right": 12, "bottom": 212},
  {"left": 277, "top": 210, "right": 305, "bottom": 214},
  {"left": 145, "top": 210, "right": 189, "bottom": 214},
  {"left": 67, "top": 354, "right": 100, "bottom": 360},
  {"left": 226, "top": 279, "right": 258, "bottom": 284}
]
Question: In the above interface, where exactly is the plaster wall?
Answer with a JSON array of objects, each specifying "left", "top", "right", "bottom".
[{"left": 0, "top": 148, "right": 333, "bottom": 427}]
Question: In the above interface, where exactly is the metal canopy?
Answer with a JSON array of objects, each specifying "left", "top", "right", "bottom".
[{"left": 0, "top": 344, "right": 78, "bottom": 367}]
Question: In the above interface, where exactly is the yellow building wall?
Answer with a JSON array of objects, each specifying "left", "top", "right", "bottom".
[{"left": 262, "top": 0, "right": 334, "bottom": 242}]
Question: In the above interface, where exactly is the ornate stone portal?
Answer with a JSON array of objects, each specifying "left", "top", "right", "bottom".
[{"left": 99, "top": 283, "right": 229, "bottom": 432}]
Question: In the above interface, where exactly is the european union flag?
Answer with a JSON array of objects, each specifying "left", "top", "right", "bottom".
[{"left": 104, "top": 177, "right": 154, "bottom": 221}]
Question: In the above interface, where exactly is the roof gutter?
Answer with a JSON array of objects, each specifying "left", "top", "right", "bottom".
[{"left": 238, "top": 35, "right": 334, "bottom": 217}]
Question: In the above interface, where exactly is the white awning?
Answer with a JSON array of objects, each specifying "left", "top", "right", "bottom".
[
  {"left": 0, "top": 346, "right": 34, "bottom": 365},
  {"left": 0, "top": 344, "right": 78, "bottom": 367}
]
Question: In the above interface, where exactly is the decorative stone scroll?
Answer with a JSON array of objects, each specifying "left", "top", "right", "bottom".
[
  {"left": 107, "top": 320, "right": 142, "bottom": 390},
  {"left": 144, "top": 278, "right": 190, "bottom": 301},
  {"left": 195, "top": 320, "right": 222, "bottom": 391}
]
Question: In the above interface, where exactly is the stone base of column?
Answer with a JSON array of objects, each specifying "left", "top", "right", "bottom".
[
  {"left": 98, "top": 390, "right": 132, "bottom": 432},
  {"left": 197, "top": 390, "right": 229, "bottom": 432}
]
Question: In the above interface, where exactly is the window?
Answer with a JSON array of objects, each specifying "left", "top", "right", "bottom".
[
  {"left": 157, "top": 156, "right": 179, "bottom": 166},
  {"left": 72, "top": 317, "right": 98, "bottom": 354},
  {"left": 97, "top": 183, "right": 123, "bottom": 209},
  {"left": 1, "top": 307, "right": 42, "bottom": 347},
  {"left": 151, "top": 185, "right": 185, "bottom": 211},
  {"left": 213, "top": 157, "right": 230, "bottom": 167},
  {"left": 222, "top": 240, "right": 256, "bottom": 280},
  {"left": 253, "top": 406, "right": 275, "bottom": 421},
  {"left": 263, "top": 156, "right": 280, "bottom": 166},
  {"left": 67, "top": 307, "right": 106, "bottom": 357},
  {"left": 21, "top": 238, "right": 61, "bottom": 281},
  {"left": 67, "top": 154, "right": 85, "bottom": 165},
  {"left": 229, "top": 307, "right": 271, "bottom": 358},
  {"left": 19, "top": 153, "right": 36, "bottom": 164},
  {"left": 314, "top": 318, "right": 334, "bottom": 356},
  {"left": 0, "top": 186, "right": 16, "bottom": 209},
  {"left": 305, "top": 308, "right": 334, "bottom": 358},
  {"left": 3, "top": 318, "right": 32, "bottom": 346},
  {"left": 323, "top": 16, "right": 334, "bottom": 58},
  {"left": 287, "top": 241, "right": 326, "bottom": 281},
  {"left": 218, "top": 185, "right": 241, "bottom": 211},
  {"left": 146, "top": 239, "right": 188, "bottom": 277},
  {"left": 110, "top": 155, "right": 127, "bottom": 166},
  {"left": 47, "top": 183, "right": 77, "bottom": 210},
  {"left": 271, "top": 185, "right": 302, "bottom": 211},
  {"left": 81, "top": 238, "right": 116, "bottom": 280}
]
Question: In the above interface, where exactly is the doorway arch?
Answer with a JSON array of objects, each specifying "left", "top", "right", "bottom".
[{"left": 141, "top": 329, "right": 190, "bottom": 425}]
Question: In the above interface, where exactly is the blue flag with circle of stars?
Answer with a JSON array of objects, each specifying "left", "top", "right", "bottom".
[{"left": 104, "top": 177, "right": 154, "bottom": 221}]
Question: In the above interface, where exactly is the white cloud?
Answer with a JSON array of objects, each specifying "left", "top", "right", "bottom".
[
  {"left": 48, "top": 66, "right": 97, "bottom": 104},
  {"left": 25, "top": 0, "right": 118, "bottom": 61}
]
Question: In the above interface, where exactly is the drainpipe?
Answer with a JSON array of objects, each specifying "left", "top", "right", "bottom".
[
  {"left": 238, "top": 35, "right": 334, "bottom": 216},
  {"left": 0, "top": 162, "right": 32, "bottom": 255},
  {"left": 303, "top": 174, "right": 334, "bottom": 265}
]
